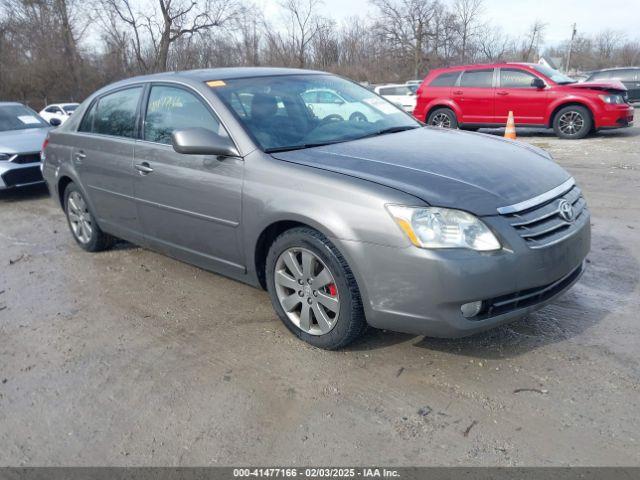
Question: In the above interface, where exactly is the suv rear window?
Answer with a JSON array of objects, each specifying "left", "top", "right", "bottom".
[
  {"left": 429, "top": 72, "right": 460, "bottom": 87},
  {"left": 460, "top": 69, "right": 493, "bottom": 88}
]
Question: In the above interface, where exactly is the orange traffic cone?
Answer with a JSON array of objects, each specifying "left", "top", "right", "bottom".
[{"left": 504, "top": 111, "right": 517, "bottom": 140}]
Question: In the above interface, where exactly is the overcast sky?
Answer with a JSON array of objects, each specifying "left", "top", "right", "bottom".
[{"left": 260, "top": 0, "right": 639, "bottom": 47}]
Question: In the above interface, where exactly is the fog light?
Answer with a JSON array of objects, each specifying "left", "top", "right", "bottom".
[{"left": 461, "top": 301, "right": 483, "bottom": 318}]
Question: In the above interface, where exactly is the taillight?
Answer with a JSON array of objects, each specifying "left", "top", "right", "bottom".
[{"left": 41, "top": 137, "right": 49, "bottom": 162}]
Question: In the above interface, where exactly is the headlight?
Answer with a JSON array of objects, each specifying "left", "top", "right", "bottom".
[
  {"left": 599, "top": 94, "right": 625, "bottom": 104},
  {"left": 386, "top": 205, "right": 501, "bottom": 251},
  {"left": 0, "top": 153, "right": 12, "bottom": 161}
]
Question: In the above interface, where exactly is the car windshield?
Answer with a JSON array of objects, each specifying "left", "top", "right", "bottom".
[
  {"left": 533, "top": 65, "right": 576, "bottom": 85},
  {"left": 212, "top": 74, "right": 420, "bottom": 152},
  {"left": 0, "top": 105, "right": 49, "bottom": 132},
  {"left": 63, "top": 104, "right": 78, "bottom": 114}
]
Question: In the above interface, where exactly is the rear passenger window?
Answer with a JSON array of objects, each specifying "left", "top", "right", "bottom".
[
  {"left": 500, "top": 69, "right": 538, "bottom": 88},
  {"left": 429, "top": 72, "right": 460, "bottom": 87},
  {"left": 144, "top": 85, "right": 225, "bottom": 145},
  {"left": 460, "top": 69, "right": 493, "bottom": 88},
  {"left": 78, "top": 101, "right": 98, "bottom": 133},
  {"left": 93, "top": 87, "right": 142, "bottom": 138}
]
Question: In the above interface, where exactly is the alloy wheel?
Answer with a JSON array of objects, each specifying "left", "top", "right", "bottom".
[
  {"left": 67, "top": 191, "right": 93, "bottom": 244},
  {"left": 274, "top": 247, "right": 340, "bottom": 335},
  {"left": 558, "top": 111, "right": 585, "bottom": 136},
  {"left": 431, "top": 112, "right": 451, "bottom": 128}
]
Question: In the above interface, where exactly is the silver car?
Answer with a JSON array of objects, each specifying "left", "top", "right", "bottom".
[
  {"left": 0, "top": 102, "right": 50, "bottom": 190},
  {"left": 42, "top": 68, "right": 590, "bottom": 349}
]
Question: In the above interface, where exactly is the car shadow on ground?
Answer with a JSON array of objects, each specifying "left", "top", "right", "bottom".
[
  {"left": 478, "top": 125, "right": 640, "bottom": 139},
  {"left": 0, "top": 183, "right": 50, "bottom": 202},
  {"left": 347, "top": 232, "right": 638, "bottom": 359}
]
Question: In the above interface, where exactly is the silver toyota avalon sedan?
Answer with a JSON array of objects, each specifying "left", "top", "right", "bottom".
[{"left": 42, "top": 68, "right": 590, "bottom": 349}]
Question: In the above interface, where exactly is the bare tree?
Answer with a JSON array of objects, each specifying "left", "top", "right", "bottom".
[
  {"left": 453, "top": 0, "right": 483, "bottom": 62},
  {"left": 520, "top": 20, "right": 546, "bottom": 62},
  {"left": 97, "top": 0, "right": 240, "bottom": 72},
  {"left": 371, "top": 0, "right": 438, "bottom": 78}
]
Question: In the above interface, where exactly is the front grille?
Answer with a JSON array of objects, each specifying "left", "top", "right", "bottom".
[
  {"left": 502, "top": 185, "right": 588, "bottom": 249},
  {"left": 478, "top": 263, "right": 583, "bottom": 319},
  {"left": 11, "top": 152, "right": 41, "bottom": 164},
  {"left": 1, "top": 166, "right": 43, "bottom": 187}
]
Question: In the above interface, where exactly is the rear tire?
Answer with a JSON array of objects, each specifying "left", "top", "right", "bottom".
[
  {"left": 63, "top": 183, "right": 116, "bottom": 252},
  {"left": 553, "top": 105, "right": 592, "bottom": 139},
  {"left": 427, "top": 108, "right": 458, "bottom": 129},
  {"left": 266, "top": 227, "right": 367, "bottom": 350}
]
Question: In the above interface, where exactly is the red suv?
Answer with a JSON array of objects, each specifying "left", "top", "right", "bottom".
[{"left": 414, "top": 63, "right": 634, "bottom": 139}]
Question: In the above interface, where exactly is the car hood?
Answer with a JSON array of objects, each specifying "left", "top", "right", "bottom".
[
  {"left": 271, "top": 128, "right": 571, "bottom": 216},
  {"left": 0, "top": 128, "right": 49, "bottom": 154},
  {"left": 571, "top": 80, "right": 627, "bottom": 93}
]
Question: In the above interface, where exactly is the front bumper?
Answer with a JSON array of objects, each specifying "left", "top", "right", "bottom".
[
  {"left": 0, "top": 157, "right": 45, "bottom": 190},
  {"left": 596, "top": 104, "right": 634, "bottom": 129},
  {"left": 338, "top": 210, "right": 590, "bottom": 337}
]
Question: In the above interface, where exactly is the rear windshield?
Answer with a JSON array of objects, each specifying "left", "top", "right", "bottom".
[
  {"left": 63, "top": 104, "right": 79, "bottom": 113},
  {"left": 0, "top": 105, "right": 48, "bottom": 132}
]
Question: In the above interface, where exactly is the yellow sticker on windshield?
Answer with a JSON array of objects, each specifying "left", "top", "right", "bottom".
[{"left": 206, "top": 80, "right": 226, "bottom": 87}]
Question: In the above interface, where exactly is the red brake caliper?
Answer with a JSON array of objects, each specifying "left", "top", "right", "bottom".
[{"left": 327, "top": 283, "right": 337, "bottom": 297}]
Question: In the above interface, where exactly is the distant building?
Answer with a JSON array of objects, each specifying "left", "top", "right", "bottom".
[{"left": 538, "top": 56, "right": 564, "bottom": 71}]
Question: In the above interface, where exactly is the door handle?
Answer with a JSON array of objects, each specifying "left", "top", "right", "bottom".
[
  {"left": 74, "top": 151, "right": 86, "bottom": 163},
  {"left": 453, "top": 90, "right": 463, "bottom": 95},
  {"left": 496, "top": 91, "right": 509, "bottom": 96},
  {"left": 135, "top": 162, "right": 154, "bottom": 174}
]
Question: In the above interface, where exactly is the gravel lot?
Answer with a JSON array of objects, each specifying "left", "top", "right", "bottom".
[{"left": 1, "top": 119, "right": 639, "bottom": 466}]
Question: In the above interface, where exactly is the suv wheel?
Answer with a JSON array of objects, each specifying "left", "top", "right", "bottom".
[
  {"left": 266, "top": 227, "right": 367, "bottom": 350},
  {"left": 64, "top": 183, "right": 115, "bottom": 252},
  {"left": 427, "top": 108, "right": 458, "bottom": 129},
  {"left": 553, "top": 105, "right": 592, "bottom": 139}
]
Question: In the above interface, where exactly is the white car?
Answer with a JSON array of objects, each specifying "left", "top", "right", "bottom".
[
  {"left": 301, "top": 89, "right": 383, "bottom": 123},
  {"left": 39, "top": 103, "right": 79, "bottom": 125},
  {"left": 374, "top": 84, "right": 416, "bottom": 114}
]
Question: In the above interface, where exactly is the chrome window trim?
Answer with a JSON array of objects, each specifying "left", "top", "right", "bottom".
[{"left": 497, "top": 178, "right": 575, "bottom": 215}]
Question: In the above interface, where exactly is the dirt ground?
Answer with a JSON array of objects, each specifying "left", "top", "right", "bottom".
[{"left": 1, "top": 119, "right": 639, "bottom": 467}]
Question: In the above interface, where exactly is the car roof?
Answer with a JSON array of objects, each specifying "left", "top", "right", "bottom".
[
  {"left": 113, "top": 67, "right": 325, "bottom": 85},
  {"left": 0, "top": 101, "right": 25, "bottom": 107},
  {"left": 428, "top": 62, "right": 541, "bottom": 73},
  {"left": 587, "top": 66, "right": 639, "bottom": 73},
  {"left": 91, "top": 67, "right": 329, "bottom": 97},
  {"left": 45, "top": 103, "right": 79, "bottom": 107}
]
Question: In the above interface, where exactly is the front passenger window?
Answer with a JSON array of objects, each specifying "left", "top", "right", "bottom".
[
  {"left": 144, "top": 85, "right": 225, "bottom": 145},
  {"left": 501, "top": 69, "right": 539, "bottom": 88}
]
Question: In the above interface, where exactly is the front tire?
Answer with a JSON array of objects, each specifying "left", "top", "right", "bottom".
[
  {"left": 266, "top": 227, "right": 367, "bottom": 350},
  {"left": 427, "top": 108, "right": 458, "bottom": 129},
  {"left": 63, "top": 183, "right": 115, "bottom": 252},
  {"left": 553, "top": 105, "right": 592, "bottom": 139}
]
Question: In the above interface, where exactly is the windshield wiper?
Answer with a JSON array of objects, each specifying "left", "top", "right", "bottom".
[
  {"left": 264, "top": 126, "right": 421, "bottom": 153},
  {"left": 360, "top": 125, "right": 421, "bottom": 138},
  {"left": 265, "top": 140, "right": 346, "bottom": 153}
]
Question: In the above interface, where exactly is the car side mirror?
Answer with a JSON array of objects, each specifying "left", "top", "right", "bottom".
[
  {"left": 531, "top": 78, "right": 546, "bottom": 89},
  {"left": 171, "top": 127, "right": 239, "bottom": 157},
  {"left": 49, "top": 118, "right": 62, "bottom": 127}
]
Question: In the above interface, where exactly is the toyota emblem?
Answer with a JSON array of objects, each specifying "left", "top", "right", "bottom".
[{"left": 558, "top": 199, "right": 575, "bottom": 222}]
